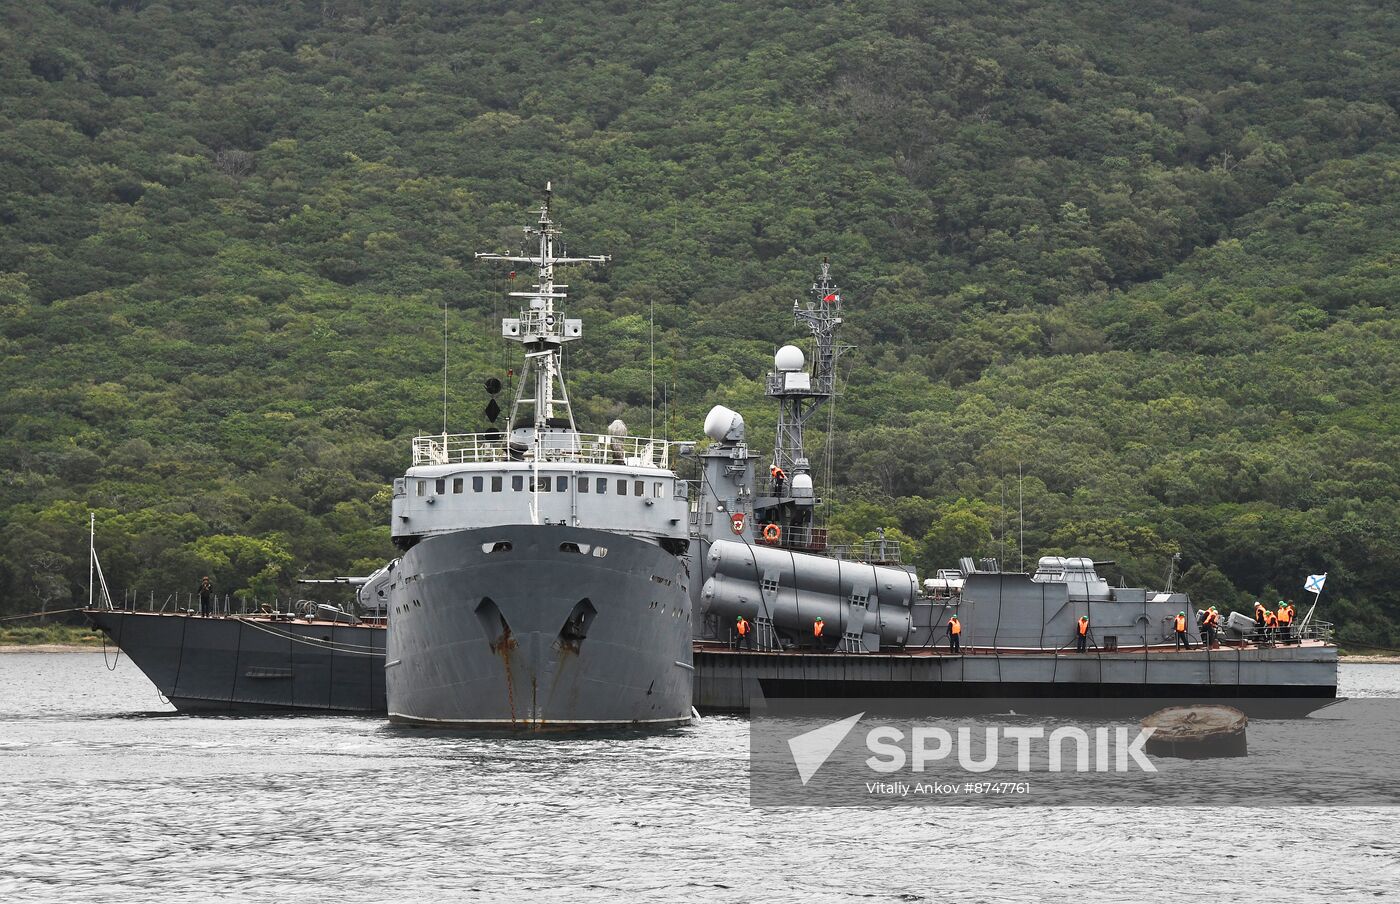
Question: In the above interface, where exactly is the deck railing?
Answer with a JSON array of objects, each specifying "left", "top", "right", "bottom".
[{"left": 412, "top": 431, "right": 673, "bottom": 469}]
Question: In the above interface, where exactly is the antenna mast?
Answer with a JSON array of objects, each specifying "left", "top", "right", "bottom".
[
  {"left": 474, "top": 183, "right": 608, "bottom": 449},
  {"left": 756, "top": 260, "right": 855, "bottom": 546}
]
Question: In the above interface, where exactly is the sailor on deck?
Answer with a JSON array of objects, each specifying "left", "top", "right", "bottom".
[
  {"left": 1254, "top": 601, "right": 1268, "bottom": 642},
  {"left": 1201, "top": 607, "right": 1220, "bottom": 647},
  {"left": 770, "top": 464, "right": 786, "bottom": 497},
  {"left": 812, "top": 616, "right": 825, "bottom": 648},
  {"left": 736, "top": 615, "right": 752, "bottom": 651},
  {"left": 948, "top": 614, "right": 962, "bottom": 654},
  {"left": 1277, "top": 600, "right": 1294, "bottom": 644},
  {"left": 1076, "top": 615, "right": 1089, "bottom": 653},
  {"left": 1174, "top": 611, "right": 1190, "bottom": 650}
]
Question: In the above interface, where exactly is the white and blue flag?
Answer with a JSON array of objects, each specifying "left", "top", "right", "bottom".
[{"left": 1304, "top": 573, "right": 1327, "bottom": 594}]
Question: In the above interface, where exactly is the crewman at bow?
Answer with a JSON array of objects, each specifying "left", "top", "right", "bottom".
[
  {"left": 1174, "top": 611, "right": 1190, "bottom": 649},
  {"left": 736, "top": 615, "right": 752, "bottom": 651},
  {"left": 948, "top": 613, "right": 962, "bottom": 654},
  {"left": 1076, "top": 615, "right": 1090, "bottom": 653}
]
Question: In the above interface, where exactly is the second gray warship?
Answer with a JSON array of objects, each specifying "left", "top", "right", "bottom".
[
  {"left": 685, "top": 262, "right": 1338, "bottom": 715},
  {"left": 381, "top": 187, "right": 694, "bottom": 729}
]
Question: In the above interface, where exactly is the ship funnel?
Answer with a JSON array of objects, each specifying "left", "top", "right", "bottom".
[
  {"left": 703, "top": 406, "right": 745, "bottom": 444},
  {"left": 774, "top": 344, "right": 805, "bottom": 372}
]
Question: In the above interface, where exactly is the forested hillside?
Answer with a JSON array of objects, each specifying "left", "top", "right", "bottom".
[{"left": 2, "top": 0, "right": 1397, "bottom": 641}]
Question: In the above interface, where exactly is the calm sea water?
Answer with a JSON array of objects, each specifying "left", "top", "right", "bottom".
[{"left": 2, "top": 653, "right": 1399, "bottom": 903}]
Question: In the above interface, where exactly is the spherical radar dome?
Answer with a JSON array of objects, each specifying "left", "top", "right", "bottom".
[
  {"left": 703, "top": 405, "right": 745, "bottom": 443},
  {"left": 774, "top": 344, "right": 805, "bottom": 372}
]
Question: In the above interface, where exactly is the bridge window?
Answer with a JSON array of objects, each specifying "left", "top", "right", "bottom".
[
  {"left": 617, "top": 479, "right": 627, "bottom": 496},
  {"left": 596, "top": 478, "right": 608, "bottom": 494},
  {"left": 473, "top": 476, "right": 484, "bottom": 492},
  {"left": 537, "top": 477, "right": 551, "bottom": 492},
  {"left": 416, "top": 480, "right": 425, "bottom": 496},
  {"left": 512, "top": 475, "right": 524, "bottom": 491},
  {"left": 634, "top": 480, "right": 644, "bottom": 497},
  {"left": 491, "top": 476, "right": 502, "bottom": 492},
  {"left": 579, "top": 477, "right": 589, "bottom": 493},
  {"left": 435, "top": 478, "right": 445, "bottom": 495},
  {"left": 557, "top": 476, "right": 569, "bottom": 492},
  {"left": 654, "top": 482, "right": 663, "bottom": 497},
  {"left": 452, "top": 478, "right": 463, "bottom": 494}
]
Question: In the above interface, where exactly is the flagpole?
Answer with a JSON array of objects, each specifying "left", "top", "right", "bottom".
[
  {"left": 1300, "top": 572, "right": 1326, "bottom": 629},
  {"left": 88, "top": 511, "right": 95, "bottom": 611}
]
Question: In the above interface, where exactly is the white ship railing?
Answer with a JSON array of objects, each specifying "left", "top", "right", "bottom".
[{"left": 412, "top": 431, "right": 674, "bottom": 469}]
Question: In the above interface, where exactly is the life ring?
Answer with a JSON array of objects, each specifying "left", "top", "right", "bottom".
[{"left": 762, "top": 523, "right": 781, "bottom": 542}]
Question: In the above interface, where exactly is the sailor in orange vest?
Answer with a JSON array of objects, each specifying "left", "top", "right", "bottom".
[
  {"left": 1286, "top": 601, "right": 1297, "bottom": 642},
  {"left": 1277, "top": 600, "right": 1293, "bottom": 644},
  {"left": 1174, "top": 611, "right": 1190, "bottom": 650},
  {"left": 948, "top": 614, "right": 962, "bottom": 653},
  {"left": 770, "top": 464, "right": 786, "bottom": 497},
  {"left": 1263, "top": 607, "right": 1278, "bottom": 643},
  {"left": 1201, "top": 606, "right": 1220, "bottom": 647},
  {"left": 1076, "top": 615, "right": 1090, "bottom": 653},
  {"left": 812, "top": 616, "right": 824, "bottom": 647},
  {"left": 1253, "top": 601, "right": 1268, "bottom": 643},
  {"left": 735, "top": 615, "right": 752, "bottom": 651}
]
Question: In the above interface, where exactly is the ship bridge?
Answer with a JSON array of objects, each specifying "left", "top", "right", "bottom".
[{"left": 392, "top": 429, "right": 689, "bottom": 548}]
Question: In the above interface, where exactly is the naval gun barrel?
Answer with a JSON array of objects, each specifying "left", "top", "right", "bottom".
[{"left": 700, "top": 540, "right": 915, "bottom": 646}]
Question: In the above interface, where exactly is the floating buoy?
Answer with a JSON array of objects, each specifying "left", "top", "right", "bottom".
[{"left": 1141, "top": 705, "right": 1248, "bottom": 758}]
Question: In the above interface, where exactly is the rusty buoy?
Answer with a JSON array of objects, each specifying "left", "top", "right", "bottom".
[{"left": 1141, "top": 705, "right": 1248, "bottom": 758}]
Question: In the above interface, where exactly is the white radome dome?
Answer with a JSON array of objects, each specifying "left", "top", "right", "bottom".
[
  {"left": 791, "top": 473, "right": 814, "bottom": 491},
  {"left": 774, "top": 344, "right": 805, "bottom": 372},
  {"left": 703, "top": 405, "right": 745, "bottom": 443}
]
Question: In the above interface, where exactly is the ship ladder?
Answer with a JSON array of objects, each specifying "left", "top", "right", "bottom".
[{"left": 754, "top": 615, "right": 780, "bottom": 652}]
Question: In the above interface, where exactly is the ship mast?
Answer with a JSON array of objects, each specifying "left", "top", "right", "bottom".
[
  {"left": 756, "top": 260, "right": 853, "bottom": 544},
  {"left": 474, "top": 183, "right": 608, "bottom": 445}
]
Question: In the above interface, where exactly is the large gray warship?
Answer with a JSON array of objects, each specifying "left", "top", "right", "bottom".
[
  {"left": 381, "top": 187, "right": 694, "bottom": 729},
  {"left": 684, "top": 262, "right": 1339, "bottom": 716}
]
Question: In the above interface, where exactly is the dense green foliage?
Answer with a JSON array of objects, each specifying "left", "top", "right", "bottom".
[{"left": 2, "top": 1, "right": 1397, "bottom": 640}]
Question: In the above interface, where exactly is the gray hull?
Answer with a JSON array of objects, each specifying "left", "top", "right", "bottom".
[
  {"left": 694, "top": 642, "right": 1339, "bottom": 717},
  {"left": 85, "top": 610, "right": 386, "bottom": 713},
  {"left": 387, "top": 524, "right": 693, "bottom": 729}
]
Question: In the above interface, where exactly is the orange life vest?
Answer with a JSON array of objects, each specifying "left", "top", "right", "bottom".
[
  {"left": 1204, "top": 610, "right": 1218, "bottom": 627},
  {"left": 813, "top": 620, "right": 824, "bottom": 637},
  {"left": 1286, "top": 604, "right": 1296, "bottom": 621},
  {"left": 770, "top": 466, "right": 786, "bottom": 481},
  {"left": 737, "top": 619, "right": 749, "bottom": 636},
  {"left": 1278, "top": 607, "right": 1291, "bottom": 625},
  {"left": 1174, "top": 615, "right": 1187, "bottom": 632},
  {"left": 1077, "top": 618, "right": 1088, "bottom": 636},
  {"left": 1264, "top": 611, "right": 1277, "bottom": 627},
  {"left": 949, "top": 617, "right": 961, "bottom": 636}
]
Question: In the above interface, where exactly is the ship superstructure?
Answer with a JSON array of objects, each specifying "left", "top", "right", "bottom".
[{"left": 383, "top": 187, "right": 693, "bottom": 729}]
